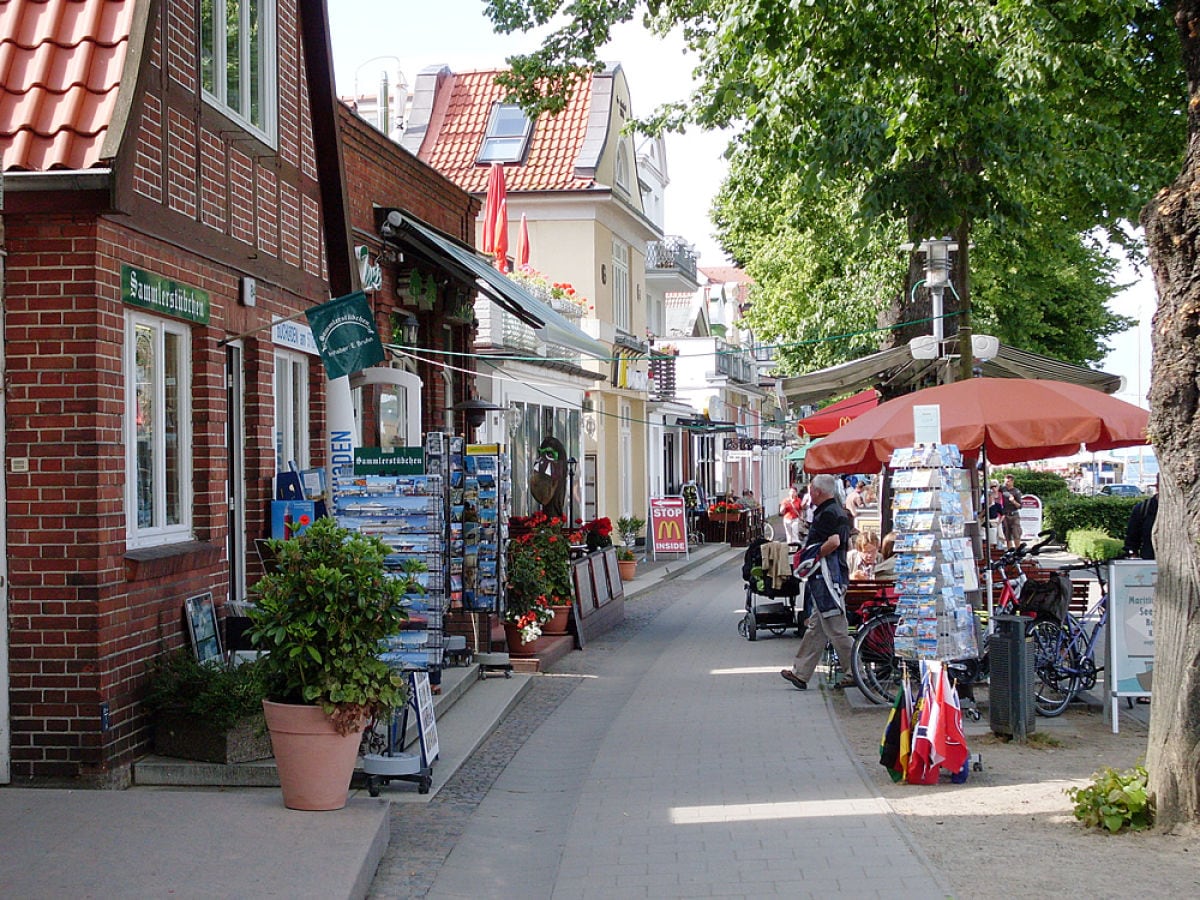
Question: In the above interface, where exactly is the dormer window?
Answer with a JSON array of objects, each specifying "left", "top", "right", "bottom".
[{"left": 478, "top": 103, "right": 532, "bottom": 164}]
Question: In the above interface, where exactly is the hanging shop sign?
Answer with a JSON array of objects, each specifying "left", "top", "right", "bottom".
[
  {"left": 353, "top": 446, "right": 425, "bottom": 475},
  {"left": 305, "top": 290, "right": 386, "bottom": 380},
  {"left": 121, "top": 264, "right": 210, "bottom": 324},
  {"left": 272, "top": 317, "right": 319, "bottom": 355}
]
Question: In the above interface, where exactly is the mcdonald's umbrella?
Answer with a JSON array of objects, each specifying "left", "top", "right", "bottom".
[
  {"left": 516, "top": 213, "right": 531, "bottom": 268},
  {"left": 482, "top": 162, "right": 508, "bottom": 272},
  {"left": 804, "top": 378, "right": 1150, "bottom": 475},
  {"left": 796, "top": 389, "right": 879, "bottom": 438}
]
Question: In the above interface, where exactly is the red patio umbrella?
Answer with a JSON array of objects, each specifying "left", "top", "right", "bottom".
[
  {"left": 804, "top": 378, "right": 1150, "bottom": 475},
  {"left": 482, "top": 162, "right": 508, "bottom": 271},
  {"left": 795, "top": 389, "right": 879, "bottom": 438},
  {"left": 516, "top": 213, "right": 530, "bottom": 268}
]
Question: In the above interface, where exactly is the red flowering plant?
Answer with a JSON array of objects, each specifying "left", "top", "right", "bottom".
[
  {"left": 505, "top": 512, "right": 573, "bottom": 644},
  {"left": 707, "top": 500, "right": 744, "bottom": 516},
  {"left": 580, "top": 516, "right": 614, "bottom": 553}
]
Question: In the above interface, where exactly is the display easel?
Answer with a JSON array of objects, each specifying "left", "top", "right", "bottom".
[{"left": 362, "top": 670, "right": 439, "bottom": 795}]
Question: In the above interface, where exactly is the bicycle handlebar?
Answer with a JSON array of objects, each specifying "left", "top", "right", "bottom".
[{"left": 990, "top": 530, "right": 1057, "bottom": 569}]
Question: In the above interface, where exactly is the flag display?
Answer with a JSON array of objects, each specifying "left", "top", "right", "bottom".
[
  {"left": 305, "top": 291, "right": 385, "bottom": 380},
  {"left": 881, "top": 661, "right": 971, "bottom": 787}
]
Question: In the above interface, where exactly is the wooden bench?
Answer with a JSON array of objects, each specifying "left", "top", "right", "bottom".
[{"left": 844, "top": 578, "right": 895, "bottom": 624}]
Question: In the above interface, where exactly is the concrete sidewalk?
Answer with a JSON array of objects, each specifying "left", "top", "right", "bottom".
[{"left": 0, "top": 540, "right": 740, "bottom": 899}]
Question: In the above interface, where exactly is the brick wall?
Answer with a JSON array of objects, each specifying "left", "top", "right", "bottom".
[{"left": 339, "top": 105, "right": 480, "bottom": 432}]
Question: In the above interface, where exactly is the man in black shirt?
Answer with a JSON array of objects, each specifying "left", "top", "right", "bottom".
[
  {"left": 781, "top": 474, "right": 855, "bottom": 690},
  {"left": 1124, "top": 488, "right": 1158, "bottom": 560}
]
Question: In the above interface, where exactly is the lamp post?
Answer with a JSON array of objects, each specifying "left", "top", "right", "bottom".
[
  {"left": 453, "top": 398, "right": 503, "bottom": 441},
  {"left": 567, "top": 456, "right": 578, "bottom": 527}
]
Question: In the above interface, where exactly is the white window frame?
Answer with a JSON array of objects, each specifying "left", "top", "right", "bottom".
[
  {"left": 125, "top": 312, "right": 194, "bottom": 549},
  {"left": 274, "top": 350, "right": 310, "bottom": 475},
  {"left": 619, "top": 401, "right": 633, "bottom": 517},
  {"left": 612, "top": 239, "right": 631, "bottom": 333},
  {"left": 201, "top": 0, "right": 278, "bottom": 145},
  {"left": 615, "top": 142, "right": 630, "bottom": 193},
  {"left": 478, "top": 103, "right": 533, "bottom": 164}
]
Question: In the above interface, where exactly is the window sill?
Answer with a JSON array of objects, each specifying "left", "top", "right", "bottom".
[{"left": 125, "top": 541, "right": 221, "bottom": 582}]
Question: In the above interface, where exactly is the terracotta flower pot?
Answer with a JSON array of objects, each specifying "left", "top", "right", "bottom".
[
  {"left": 503, "top": 622, "right": 550, "bottom": 656},
  {"left": 617, "top": 559, "right": 637, "bottom": 581},
  {"left": 262, "top": 700, "right": 364, "bottom": 811},
  {"left": 542, "top": 606, "right": 572, "bottom": 635}
]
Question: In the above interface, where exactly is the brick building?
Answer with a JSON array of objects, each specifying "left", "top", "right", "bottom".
[{"left": 0, "top": 0, "right": 488, "bottom": 785}]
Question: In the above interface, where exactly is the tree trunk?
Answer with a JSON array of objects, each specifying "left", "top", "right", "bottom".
[{"left": 1137, "top": 0, "right": 1200, "bottom": 833}]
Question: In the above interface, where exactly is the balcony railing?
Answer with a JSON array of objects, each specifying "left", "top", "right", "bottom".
[
  {"left": 649, "top": 354, "right": 677, "bottom": 400},
  {"left": 646, "top": 237, "right": 698, "bottom": 282}
]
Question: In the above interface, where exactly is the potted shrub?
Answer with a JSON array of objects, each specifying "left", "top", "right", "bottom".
[
  {"left": 247, "top": 516, "right": 412, "bottom": 810},
  {"left": 616, "top": 545, "right": 638, "bottom": 581},
  {"left": 616, "top": 515, "right": 646, "bottom": 550},
  {"left": 504, "top": 512, "right": 572, "bottom": 651},
  {"left": 144, "top": 650, "right": 272, "bottom": 764}
]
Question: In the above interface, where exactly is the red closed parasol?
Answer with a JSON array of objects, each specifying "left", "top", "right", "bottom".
[
  {"left": 516, "top": 213, "right": 530, "bottom": 268},
  {"left": 482, "top": 162, "right": 508, "bottom": 271},
  {"left": 804, "top": 378, "right": 1149, "bottom": 474}
]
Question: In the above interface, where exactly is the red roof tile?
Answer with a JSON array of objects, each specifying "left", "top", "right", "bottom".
[
  {"left": 0, "top": 0, "right": 135, "bottom": 172},
  {"left": 419, "top": 69, "right": 597, "bottom": 194}
]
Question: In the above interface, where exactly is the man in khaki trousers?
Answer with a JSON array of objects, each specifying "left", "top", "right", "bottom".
[{"left": 781, "top": 474, "right": 856, "bottom": 690}]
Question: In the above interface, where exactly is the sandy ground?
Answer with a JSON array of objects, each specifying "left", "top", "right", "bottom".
[{"left": 831, "top": 691, "right": 1200, "bottom": 898}]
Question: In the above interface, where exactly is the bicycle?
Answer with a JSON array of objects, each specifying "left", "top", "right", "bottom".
[
  {"left": 1028, "top": 559, "right": 1108, "bottom": 716},
  {"left": 849, "top": 531, "right": 1059, "bottom": 706}
]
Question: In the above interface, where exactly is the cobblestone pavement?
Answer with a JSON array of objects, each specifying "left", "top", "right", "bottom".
[{"left": 368, "top": 585, "right": 686, "bottom": 898}]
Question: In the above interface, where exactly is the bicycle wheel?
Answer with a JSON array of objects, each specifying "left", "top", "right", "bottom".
[
  {"left": 1029, "top": 618, "right": 1080, "bottom": 717},
  {"left": 851, "top": 613, "right": 902, "bottom": 705}
]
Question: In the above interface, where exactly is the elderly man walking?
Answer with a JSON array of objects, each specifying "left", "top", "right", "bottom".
[{"left": 781, "top": 474, "right": 856, "bottom": 690}]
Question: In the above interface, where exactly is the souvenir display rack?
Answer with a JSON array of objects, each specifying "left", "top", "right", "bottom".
[
  {"left": 334, "top": 471, "right": 447, "bottom": 673},
  {"left": 449, "top": 443, "right": 509, "bottom": 615},
  {"left": 888, "top": 444, "right": 980, "bottom": 661}
]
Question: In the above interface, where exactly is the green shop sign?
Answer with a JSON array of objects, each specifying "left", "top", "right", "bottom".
[
  {"left": 122, "top": 265, "right": 210, "bottom": 324},
  {"left": 353, "top": 447, "right": 425, "bottom": 475}
]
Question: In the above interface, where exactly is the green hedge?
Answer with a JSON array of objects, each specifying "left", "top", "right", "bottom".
[
  {"left": 1066, "top": 529, "right": 1125, "bottom": 562},
  {"left": 991, "top": 468, "right": 1070, "bottom": 501},
  {"left": 1044, "top": 494, "right": 1137, "bottom": 541}
]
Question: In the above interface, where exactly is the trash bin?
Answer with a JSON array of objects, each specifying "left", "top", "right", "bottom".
[{"left": 989, "top": 614, "right": 1035, "bottom": 740}]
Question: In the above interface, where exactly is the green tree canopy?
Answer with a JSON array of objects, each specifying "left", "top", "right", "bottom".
[{"left": 488, "top": 0, "right": 1181, "bottom": 368}]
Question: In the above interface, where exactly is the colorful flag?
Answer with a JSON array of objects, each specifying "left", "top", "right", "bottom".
[
  {"left": 932, "top": 669, "right": 970, "bottom": 774},
  {"left": 906, "top": 662, "right": 940, "bottom": 785},
  {"left": 880, "top": 674, "right": 914, "bottom": 783}
]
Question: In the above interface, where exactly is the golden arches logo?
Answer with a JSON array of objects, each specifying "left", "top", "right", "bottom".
[
  {"left": 839, "top": 415, "right": 851, "bottom": 427},
  {"left": 656, "top": 519, "right": 683, "bottom": 540}
]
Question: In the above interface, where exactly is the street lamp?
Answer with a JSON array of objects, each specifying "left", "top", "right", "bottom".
[
  {"left": 567, "top": 456, "right": 578, "bottom": 526},
  {"left": 452, "top": 398, "right": 503, "bottom": 440},
  {"left": 398, "top": 313, "right": 419, "bottom": 346}
]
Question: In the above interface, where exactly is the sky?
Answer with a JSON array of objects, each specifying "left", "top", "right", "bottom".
[{"left": 326, "top": 0, "right": 1155, "bottom": 407}]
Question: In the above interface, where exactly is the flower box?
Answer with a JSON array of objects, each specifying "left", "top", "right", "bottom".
[
  {"left": 154, "top": 710, "right": 273, "bottom": 765},
  {"left": 709, "top": 512, "right": 743, "bottom": 524}
]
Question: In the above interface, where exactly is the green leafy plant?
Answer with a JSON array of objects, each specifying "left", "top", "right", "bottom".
[
  {"left": 1045, "top": 495, "right": 1138, "bottom": 540},
  {"left": 991, "top": 469, "right": 1071, "bottom": 502},
  {"left": 616, "top": 546, "right": 636, "bottom": 562},
  {"left": 144, "top": 651, "right": 270, "bottom": 731},
  {"left": 616, "top": 515, "right": 645, "bottom": 548},
  {"left": 247, "top": 516, "right": 414, "bottom": 735},
  {"left": 1065, "top": 763, "right": 1154, "bottom": 833}
]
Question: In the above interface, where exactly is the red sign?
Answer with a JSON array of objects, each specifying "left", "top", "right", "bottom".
[{"left": 649, "top": 496, "right": 688, "bottom": 554}]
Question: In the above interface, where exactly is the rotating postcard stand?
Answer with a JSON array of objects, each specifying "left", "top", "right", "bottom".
[{"left": 363, "top": 670, "right": 439, "bottom": 795}]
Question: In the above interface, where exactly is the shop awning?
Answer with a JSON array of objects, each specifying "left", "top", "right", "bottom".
[
  {"left": 779, "top": 342, "right": 1123, "bottom": 408},
  {"left": 675, "top": 417, "right": 739, "bottom": 433},
  {"left": 786, "top": 438, "right": 822, "bottom": 461},
  {"left": 378, "top": 210, "right": 608, "bottom": 359}
]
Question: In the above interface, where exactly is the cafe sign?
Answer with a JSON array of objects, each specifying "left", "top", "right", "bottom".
[{"left": 122, "top": 264, "right": 210, "bottom": 324}]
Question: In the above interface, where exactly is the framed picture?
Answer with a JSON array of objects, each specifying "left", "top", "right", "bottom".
[{"left": 184, "top": 592, "right": 222, "bottom": 663}]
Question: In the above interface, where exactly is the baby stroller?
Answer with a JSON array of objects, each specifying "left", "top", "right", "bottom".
[{"left": 738, "top": 538, "right": 805, "bottom": 641}]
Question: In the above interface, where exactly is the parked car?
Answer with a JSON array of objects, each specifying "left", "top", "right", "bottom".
[{"left": 1099, "top": 483, "right": 1143, "bottom": 497}]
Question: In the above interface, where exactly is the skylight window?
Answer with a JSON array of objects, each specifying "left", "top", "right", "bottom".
[{"left": 478, "top": 103, "right": 533, "bottom": 163}]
